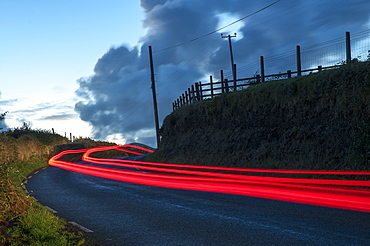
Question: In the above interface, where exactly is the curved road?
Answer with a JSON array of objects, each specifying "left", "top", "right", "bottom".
[{"left": 25, "top": 166, "right": 370, "bottom": 246}]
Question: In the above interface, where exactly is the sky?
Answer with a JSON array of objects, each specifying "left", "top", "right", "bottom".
[{"left": 1, "top": 0, "right": 369, "bottom": 147}]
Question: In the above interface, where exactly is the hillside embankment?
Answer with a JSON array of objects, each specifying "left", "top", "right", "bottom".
[{"left": 150, "top": 61, "right": 370, "bottom": 170}]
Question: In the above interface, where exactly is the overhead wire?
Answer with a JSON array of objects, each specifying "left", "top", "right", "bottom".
[
  {"left": 120, "top": 0, "right": 364, "bottom": 124},
  {"left": 155, "top": 35, "right": 224, "bottom": 87},
  {"left": 153, "top": 0, "right": 282, "bottom": 52},
  {"left": 152, "top": 0, "right": 288, "bottom": 95},
  {"left": 115, "top": 36, "right": 226, "bottom": 125},
  {"left": 156, "top": 37, "right": 225, "bottom": 91},
  {"left": 233, "top": 0, "right": 321, "bottom": 35},
  {"left": 117, "top": 0, "right": 281, "bottom": 120},
  {"left": 200, "top": 0, "right": 323, "bottom": 79}
]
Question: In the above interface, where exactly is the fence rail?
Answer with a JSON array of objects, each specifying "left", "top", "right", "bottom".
[{"left": 172, "top": 31, "right": 370, "bottom": 111}]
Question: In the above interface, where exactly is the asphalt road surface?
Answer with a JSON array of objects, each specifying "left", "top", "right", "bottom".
[{"left": 25, "top": 166, "right": 370, "bottom": 246}]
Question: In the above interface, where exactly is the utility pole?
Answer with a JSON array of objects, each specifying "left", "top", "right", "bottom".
[
  {"left": 345, "top": 31, "right": 351, "bottom": 65},
  {"left": 221, "top": 33, "right": 237, "bottom": 91},
  {"left": 148, "top": 46, "right": 160, "bottom": 148}
]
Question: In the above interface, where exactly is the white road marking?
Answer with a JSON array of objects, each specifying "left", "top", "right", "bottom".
[
  {"left": 69, "top": 221, "right": 94, "bottom": 233},
  {"left": 45, "top": 206, "right": 58, "bottom": 214}
]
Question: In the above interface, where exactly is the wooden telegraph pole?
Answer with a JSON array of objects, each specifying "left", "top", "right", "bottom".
[
  {"left": 148, "top": 46, "right": 161, "bottom": 148},
  {"left": 221, "top": 33, "right": 237, "bottom": 91}
]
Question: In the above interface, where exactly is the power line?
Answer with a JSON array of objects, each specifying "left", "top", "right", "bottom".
[
  {"left": 121, "top": 5, "right": 369, "bottom": 123},
  {"left": 111, "top": 38, "right": 225, "bottom": 126},
  {"left": 242, "top": 0, "right": 321, "bottom": 32},
  {"left": 153, "top": 0, "right": 281, "bottom": 52},
  {"left": 157, "top": 37, "right": 224, "bottom": 89},
  {"left": 156, "top": 36, "right": 223, "bottom": 85},
  {"left": 207, "top": 28, "right": 370, "bottom": 80}
]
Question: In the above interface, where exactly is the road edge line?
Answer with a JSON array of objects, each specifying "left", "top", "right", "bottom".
[{"left": 69, "top": 221, "right": 94, "bottom": 233}]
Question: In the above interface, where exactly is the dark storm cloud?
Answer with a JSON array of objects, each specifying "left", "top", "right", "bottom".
[{"left": 75, "top": 0, "right": 370, "bottom": 147}]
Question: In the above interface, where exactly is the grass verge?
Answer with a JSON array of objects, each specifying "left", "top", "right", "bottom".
[
  {"left": 0, "top": 127, "right": 87, "bottom": 245},
  {"left": 1, "top": 158, "right": 85, "bottom": 245}
]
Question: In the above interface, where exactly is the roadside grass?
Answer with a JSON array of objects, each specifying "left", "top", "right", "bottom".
[
  {"left": 8, "top": 202, "right": 83, "bottom": 246},
  {"left": 1, "top": 130, "right": 148, "bottom": 245},
  {"left": 0, "top": 127, "right": 86, "bottom": 245}
]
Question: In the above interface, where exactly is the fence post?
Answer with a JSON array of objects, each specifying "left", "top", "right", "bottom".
[
  {"left": 195, "top": 82, "right": 200, "bottom": 101},
  {"left": 199, "top": 82, "right": 203, "bottom": 100},
  {"left": 172, "top": 102, "right": 175, "bottom": 111},
  {"left": 210, "top": 75, "right": 214, "bottom": 98},
  {"left": 188, "top": 88, "right": 192, "bottom": 104},
  {"left": 318, "top": 65, "right": 322, "bottom": 72},
  {"left": 256, "top": 74, "right": 261, "bottom": 83},
  {"left": 233, "top": 64, "right": 237, "bottom": 91},
  {"left": 260, "top": 56, "right": 265, "bottom": 82},
  {"left": 220, "top": 70, "right": 224, "bottom": 94},
  {"left": 225, "top": 79, "right": 229, "bottom": 93},
  {"left": 296, "top": 45, "right": 302, "bottom": 76},
  {"left": 185, "top": 91, "right": 189, "bottom": 105},
  {"left": 346, "top": 31, "right": 351, "bottom": 65},
  {"left": 287, "top": 70, "right": 292, "bottom": 78},
  {"left": 191, "top": 84, "right": 195, "bottom": 102},
  {"left": 177, "top": 98, "right": 180, "bottom": 108}
]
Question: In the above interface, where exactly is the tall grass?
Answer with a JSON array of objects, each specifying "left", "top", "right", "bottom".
[{"left": 0, "top": 126, "right": 85, "bottom": 245}]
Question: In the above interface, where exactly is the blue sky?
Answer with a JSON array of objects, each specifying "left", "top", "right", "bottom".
[
  {"left": 0, "top": 1, "right": 145, "bottom": 140},
  {"left": 1, "top": 0, "right": 369, "bottom": 147}
]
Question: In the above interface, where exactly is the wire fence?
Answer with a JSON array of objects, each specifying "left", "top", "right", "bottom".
[{"left": 172, "top": 30, "right": 370, "bottom": 111}]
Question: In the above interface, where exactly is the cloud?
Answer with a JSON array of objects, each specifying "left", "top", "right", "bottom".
[
  {"left": 74, "top": 0, "right": 370, "bottom": 147},
  {"left": 12, "top": 101, "right": 73, "bottom": 115},
  {"left": 0, "top": 98, "right": 18, "bottom": 106},
  {"left": 38, "top": 113, "right": 77, "bottom": 121}
]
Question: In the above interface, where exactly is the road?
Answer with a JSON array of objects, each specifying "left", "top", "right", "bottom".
[{"left": 25, "top": 166, "right": 370, "bottom": 246}]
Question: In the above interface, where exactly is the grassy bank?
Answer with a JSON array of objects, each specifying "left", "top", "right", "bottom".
[
  {"left": 0, "top": 125, "right": 149, "bottom": 245},
  {"left": 0, "top": 127, "right": 85, "bottom": 245},
  {"left": 150, "top": 62, "right": 370, "bottom": 170}
]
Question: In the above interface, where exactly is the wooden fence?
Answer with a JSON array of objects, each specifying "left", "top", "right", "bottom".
[{"left": 172, "top": 31, "right": 358, "bottom": 111}]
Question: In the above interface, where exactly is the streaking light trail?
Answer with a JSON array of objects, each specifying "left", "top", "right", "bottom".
[{"left": 48, "top": 144, "right": 370, "bottom": 213}]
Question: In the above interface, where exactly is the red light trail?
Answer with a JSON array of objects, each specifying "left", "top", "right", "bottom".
[{"left": 48, "top": 145, "right": 370, "bottom": 213}]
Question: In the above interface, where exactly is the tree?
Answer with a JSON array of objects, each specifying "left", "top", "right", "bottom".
[{"left": 0, "top": 111, "right": 8, "bottom": 130}]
